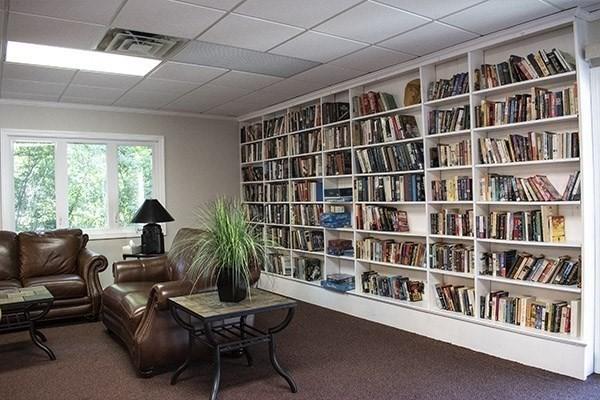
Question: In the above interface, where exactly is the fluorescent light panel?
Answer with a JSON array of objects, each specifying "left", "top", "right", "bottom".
[{"left": 6, "top": 41, "right": 161, "bottom": 76}]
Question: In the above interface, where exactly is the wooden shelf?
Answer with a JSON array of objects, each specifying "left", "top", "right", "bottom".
[
  {"left": 472, "top": 71, "right": 577, "bottom": 97},
  {"left": 472, "top": 115, "right": 578, "bottom": 132},
  {"left": 477, "top": 275, "right": 581, "bottom": 293}
]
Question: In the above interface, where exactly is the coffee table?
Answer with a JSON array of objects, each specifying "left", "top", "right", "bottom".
[
  {"left": 0, "top": 286, "right": 56, "bottom": 360},
  {"left": 169, "top": 288, "right": 297, "bottom": 400}
]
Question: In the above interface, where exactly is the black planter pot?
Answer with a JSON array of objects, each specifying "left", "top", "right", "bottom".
[{"left": 217, "top": 269, "right": 248, "bottom": 303}]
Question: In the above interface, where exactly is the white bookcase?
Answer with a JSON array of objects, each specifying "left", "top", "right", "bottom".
[{"left": 239, "top": 17, "right": 596, "bottom": 379}]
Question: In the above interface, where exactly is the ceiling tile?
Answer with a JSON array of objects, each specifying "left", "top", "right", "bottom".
[
  {"left": 376, "top": 0, "right": 484, "bottom": 19},
  {"left": 199, "top": 14, "right": 303, "bottom": 52},
  {"left": 9, "top": 0, "right": 125, "bottom": 25},
  {"left": 270, "top": 31, "right": 366, "bottom": 63},
  {"left": 314, "top": 1, "right": 429, "bottom": 43},
  {"left": 441, "top": 0, "right": 559, "bottom": 35},
  {"left": 379, "top": 22, "right": 478, "bottom": 56},
  {"left": 114, "top": 89, "right": 184, "bottom": 109},
  {"left": 292, "top": 64, "right": 363, "bottom": 85},
  {"left": 7, "top": 12, "right": 107, "bottom": 49},
  {"left": 329, "top": 46, "right": 415, "bottom": 72},
  {"left": 113, "top": 0, "right": 225, "bottom": 39},
  {"left": 205, "top": 100, "right": 261, "bottom": 117},
  {"left": 208, "top": 71, "right": 283, "bottom": 91},
  {"left": 61, "top": 84, "right": 126, "bottom": 101},
  {"left": 162, "top": 84, "right": 252, "bottom": 112},
  {"left": 132, "top": 78, "right": 199, "bottom": 96},
  {"left": 2, "top": 78, "right": 67, "bottom": 96},
  {"left": 235, "top": 0, "right": 362, "bottom": 29},
  {"left": 150, "top": 61, "right": 227, "bottom": 84},
  {"left": 173, "top": 41, "right": 319, "bottom": 77},
  {"left": 1, "top": 91, "right": 61, "bottom": 102},
  {"left": 60, "top": 96, "right": 117, "bottom": 106},
  {"left": 71, "top": 71, "right": 143, "bottom": 89},
  {"left": 2, "top": 62, "right": 76, "bottom": 83},
  {"left": 177, "top": 0, "right": 240, "bottom": 10},
  {"left": 261, "top": 78, "right": 326, "bottom": 98}
]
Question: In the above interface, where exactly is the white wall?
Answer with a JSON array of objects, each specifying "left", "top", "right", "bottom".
[{"left": 0, "top": 102, "right": 240, "bottom": 287}]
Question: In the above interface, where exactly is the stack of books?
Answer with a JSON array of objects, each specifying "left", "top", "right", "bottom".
[
  {"left": 268, "top": 253, "right": 291, "bottom": 275},
  {"left": 355, "top": 174, "right": 425, "bottom": 202},
  {"left": 427, "top": 72, "right": 469, "bottom": 100},
  {"left": 354, "top": 114, "right": 419, "bottom": 144},
  {"left": 475, "top": 206, "right": 565, "bottom": 242},
  {"left": 353, "top": 91, "right": 398, "bottom": 116},
  {"left": 362, "top": 271, "right": 424, "bottom": 302},
  {"left": 356, "top": 237, "right": 425, "bottom": 267},
  {"left": 428, "top": 106, "right": 470, "bottom": 134},
  {"left": 355, "top": 142, "right": 424, "bottom": 173},
  {"left": 429, "top": 242, "right": 474, "bottom": 273},
  {"left": 356, "top": 205, "right": 409, "bottom": 232},
  {"left": 327, "top": 239, "right": 354, "bottom": 257},
  {"left": 430, "top": 208, "right": 474, "bottom": 237},
  {"left": 431, "top": 176, "right": 472, "bottom": 201},
  {"left": 435, "top": 284, "right": 475, "bottom": 315},
  {"left": 429, "top": 139, "right": 472, "bottom": 168}
]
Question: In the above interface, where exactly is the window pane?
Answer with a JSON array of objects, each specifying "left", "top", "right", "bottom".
[
  {"left": 67, "top": 143, "right": 108, "bottom": 229},
  {"left": 13, "top": 142, "right": 56, "bottom": 231},
  {"left": 117, "top": 145, "right": 153, "bottom": 225}
]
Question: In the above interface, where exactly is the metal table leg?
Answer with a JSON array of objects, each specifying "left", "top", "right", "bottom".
[
  {"left": 268, "top": 308, "right": 297, "bottom": 393},
  {"left": 170, "top": 306, "right": 198, "bottom": 385},
  {"left": 26, "top": 308, "right": 55, "bottom": 361}
]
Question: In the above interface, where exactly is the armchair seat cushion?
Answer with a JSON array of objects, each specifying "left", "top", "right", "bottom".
[
  {"left": 0, "top": 278, "right": 22, "bottom": 289},
  {"left": 23, "top": 274, "right": 86, "bottom": 299},
  {"left": 103, "top": 282, "right": 154, "bottom": 334}
]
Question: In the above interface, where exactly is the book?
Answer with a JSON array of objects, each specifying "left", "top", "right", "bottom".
[
  {"left": 322, "top": 102, "right": 350, "bottom": 124},
  {"left": 476, "top": 206, "right": 565, "bottom": 243},
  {"left": 356, "top": 205, "right": 410, "bottom": 232},
  {"left": 430, "top": 208, "right": 474, "bottom": 237},
  {"left": 294, "top": 257, "right": 322, "bottom": 281},
  {"left": 429, "top": 139, "right": 471, "bottom": 168},
  {"left": 435, "top": 284, "right": 475, "bottom": 315},
  {"left": 242, "top": 166, "right": 263, "bottom": 182},
  {"left": 264, "top": 115, "right": 286, "bottom": 137},
  {"left": 429, "top": 242, "right": 474, "bottom": 273},
  {"left": 354, "top": 114, "right": 420, "bottom": 145},
  {"left": 241, "top": 142, "right": 262, "bottom": 163},
  {"left": 290, "top": 129, "right": 322, "bottom": 155},
  {"left": 265, "top": 159, "right": 289, "bottom": 180},
  {"left": 292, "top": 180, "right": 322, "bottom": 202},
  {"left": 353, "top": 91, "right": 398, "bottom": 116},
  {"left": 292, "top": 230, "right": 324, "bottom": 252},
  {"left": 550, "top": 215, "right": 566, "bottom": 242},
  {"left": 431, "top": 176, "right": 472, "bottom": 201},
  {"left": 268, "top": 181, "right": 290, "bottom": 202},
  {"left": 355, "top": 174, "right": 425, "bottom": 202},
  {"left": 240, "top": 122, "right": 262, "bottom": 143},
  {"left": 428, "top": 105, "right": 470, "bottom": 134},
  {"left": 324, "top": 123, "right": 351, "bottom": 150},
  {"left": 355, "top": 142, "right": 424, "bottom": 173},
  {"left": 264, "top": 136, "right": 287, "bottom": 159},
  {"left": 291, "top": 155, "right": 322, "bottom": 178},
  {"left": 479, "top": 174, "right": 564, "bottom": 202},
  {"left": 325, "top": 150, "right": 352, "bottom": 176},
  {"left": 356, "top": 237, "right": 426, "bottom": 267},
  {"left": 265, "top": 204, "right": 289, "bottom": 225},
  {"left": 243, "top": 184, "right": 263, "bottom": 202},
  {"left": 291, "top": 204, "right": 323, "bottom": 226},
  {"left": 267, "top": 227, "right": 290, "bottom": 249},
  {"left": 287, "top": 103, "right": 321, "bottom": 132},
  {"left": 362, "top": 271, "right": 424, "bottom": 302},
  {"left": 427, "top": 72, "right": 469, "bottom": 100},
  {"left": 268, "top": 252, "right": 291, "bottom": 275}
]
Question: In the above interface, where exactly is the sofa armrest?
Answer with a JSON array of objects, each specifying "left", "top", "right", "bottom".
[
  {"left": 113, "top": 256, "right": 169, "bottom": 284},
  {"left": 149, "top": 280, "right": 193, "bottom": 311},
  {"left": 78, "top": 248, "right": 108, "bottom": 318}
]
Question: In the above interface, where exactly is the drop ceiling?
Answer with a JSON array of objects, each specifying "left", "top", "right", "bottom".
[{"left": 0, "top": 0, "right": 598, "bottom": 117}]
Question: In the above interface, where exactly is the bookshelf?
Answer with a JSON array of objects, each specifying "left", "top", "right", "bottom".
[{"left": 239, "top": 20, "right": 594, "bottom": 379}]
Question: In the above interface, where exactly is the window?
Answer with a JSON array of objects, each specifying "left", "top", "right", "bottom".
[{"left": 1, "top": 129, "right": 165, "bottom": 238}]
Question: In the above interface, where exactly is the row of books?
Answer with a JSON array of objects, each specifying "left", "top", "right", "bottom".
[
  {"left": 290, "top": 129, "right": 321, "bottom": 156},
  {"left": 475, "top": 206, "right": 565, "bottom": 243},
  {"left": 429, "top": 139, "right": 472, "bottom": 168},
  {"left": 322, "top": 102, "right": 350, "bottom": 124},
  {"left": 324, "top": 124, "right": 350, "bottom": 150},
  {"left": 266, "top": 182, "right": 288, "bottom": 202},
  {"left": 353, "top": 91, "right": 398, "bottom": 117},
  {"left": 287, "top": 104, "right": 321, "bottom": 132},
  {"left": 264, "top": 115, "right": 285, "bottom": 138},
  {"left": 291, "top": 204, "right": 323, "bottom": 226},
  {"left": 356, "top": 237, "right": 426, "bottom": 267},
  {"left": 474, "top": 85, "right": 578, "bottom": 127},
  {"left": 292, "top": 180, "right": 323, "bottom": 202},
  {"left": 355, "top": 174, "right": 425, "bottom": 202},
  {"left": 427, "top": 72, "right": 469, "bottom": 101},
  {"left": 355, "top": 142, "right": 424, "bottom": 174},
  {"left": 242, "top": 166, "right": 262, "bottom": 182},
  {"left": 292, "top": 229, "right": 324, "bottom": 252},
  {"left": 326, "top": 151, "right": 352, "bottom": 176},
  {"left": 474, "top": 48, "right": 575, "bottom": 90},
  {"left": 429, "top": 242, "right": 474, "bottom": 273},
  {"left": 479, "top": 173, "right": 579, "bottom": 202},
  {"left": 241, "top": 142, "right": 261, "bottom": 163},
  {"left": 362, "top": 271, "right": 424, "bottom": 302},
  {"left": 435, "top": 284, "right": 475, "bottom": 316},
  {"left": 481, "top": 250, "right": 580, "bottom": 286},
  {"left": 480, "top": 293, "right": 579, "bottom": 336},
  {"left": 355, "top": 205, "right": 409, "bottom": 232},
  {"left": 291, "top": 155, "right": 322, "bottom": 178},
  {"left": 265, "top": 159, "right": 288, "bottom": 180},
  {"left": 428, "top": 106, "right": 470, "bottom": 135},
  {"left": 265, "top": 204, "right": 289, "bottom": 225},
  {"left": 294, "top": 257, "right": 322, "bottom": 281},
  {"left": 268, "top": 253, "right": 291, "bottom": 276},
  {"left": 267, "top": 227, "right": 290, "bottom": 249},
  {"left": 265, "top": 136, "right": 287, "bottom": 159},
  {"left": 430, "top": 208, "right": 474, "bottom": 237},
  {"left": 431, "top": 176, "right": 472, "bottom": 202},
  {"left": 478, "top": 131, "right": 579, "bottom": 165},
  {"left": 241, "top": 122, "right": 262, "bottom": 143},
  {"left": 245, "top": 204, "right": 264, "bottom": 222},
  {"left": 354, "top": 114, "right": 420, "bottom": 145},
  {"left": 243, "top": 184, "right": 263, "bottom": 202}
]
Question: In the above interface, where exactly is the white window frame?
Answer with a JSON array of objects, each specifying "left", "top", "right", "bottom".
[{"left": 0, "top": 128, "right": 166, "bottom": 240}]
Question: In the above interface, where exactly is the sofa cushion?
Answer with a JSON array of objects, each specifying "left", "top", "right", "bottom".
[
  {"left": 23, "top": 274, "right": 87, "bottom": 300},
  {"left": 0, "top": 231, "right": 18, "bottom": 281},
  {"left": 18, "top": 229, "right": 85, "bottom": 279},
  {"left": 103, "top": 282, "right": 154, "bottom": 334},
  {"left": 0, "top": 279, "right": 22, "bottom": 289}
]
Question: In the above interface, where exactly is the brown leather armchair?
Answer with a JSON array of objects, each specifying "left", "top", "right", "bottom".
[
  {"left": 102, "top": 228, "right": 261, "bottom": 377},
  {"left": 0, "top": 229, "right": 108, "bottom": 320}
]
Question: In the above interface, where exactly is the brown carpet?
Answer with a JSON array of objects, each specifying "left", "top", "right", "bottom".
[{"left": 0, "top": 301, "right": 599, "bottom": 400}]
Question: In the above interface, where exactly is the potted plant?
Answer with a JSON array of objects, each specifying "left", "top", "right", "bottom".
[{"left": 170, "top": 197, "right": 268, "bottom": 302}]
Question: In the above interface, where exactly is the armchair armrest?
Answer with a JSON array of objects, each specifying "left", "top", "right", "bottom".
[
  {"left": 149, "top": 280, "right": 193, "bottom": 311},
  {"left": 113, "top": 256, "right": 169, "bottom": 284},
  {"left": 77, "top": 248, "right": 108, "bottom": 318}
]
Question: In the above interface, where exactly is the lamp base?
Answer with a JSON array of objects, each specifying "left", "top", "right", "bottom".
[{"left": 141, "top": 223, "right": 165, "bottom": 254}]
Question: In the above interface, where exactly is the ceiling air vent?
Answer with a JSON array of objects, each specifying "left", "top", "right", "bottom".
[{"left": 97, "top": 28, "right": 186, "bottom": 59}]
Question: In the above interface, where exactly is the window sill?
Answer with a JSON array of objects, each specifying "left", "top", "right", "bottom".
[{"left": 87, "top": 231, "right": 140, "bottom": 241}]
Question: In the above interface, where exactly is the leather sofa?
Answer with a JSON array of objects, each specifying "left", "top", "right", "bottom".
[
  {"left": 102, "top": 228, "right": 260, "bottom": 377},
  {"left": 0, "top": 229, "right": 108, "bottom": 320}
]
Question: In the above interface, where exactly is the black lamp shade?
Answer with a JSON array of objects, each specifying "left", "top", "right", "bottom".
[{"left": 131, "top": 199, "right": 174, "bottom": 224}]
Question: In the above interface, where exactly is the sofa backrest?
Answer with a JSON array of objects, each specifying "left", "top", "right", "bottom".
[
  {"left": 0, "top": 231, "right": 19, "bottom": 281},
  {"left": 18, "top": 229, "right": 87, "bottom": 279}
]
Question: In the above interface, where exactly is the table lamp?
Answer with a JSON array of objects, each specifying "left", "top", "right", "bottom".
[{"left": 131, "top": 199, "right": 174, "bottom": 254}]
